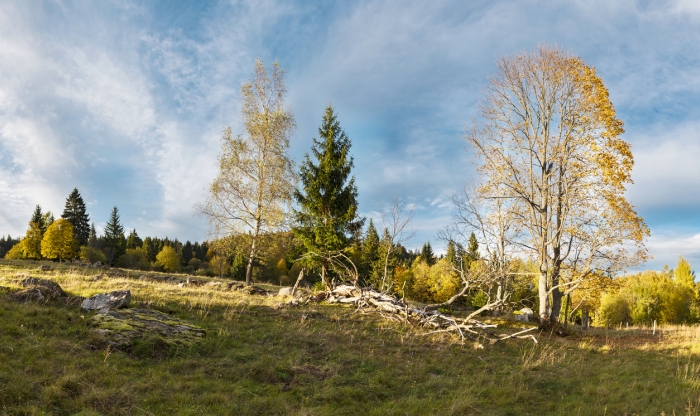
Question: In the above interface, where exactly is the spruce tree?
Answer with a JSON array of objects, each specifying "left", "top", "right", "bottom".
[
  {"left": 104, "top": 206, "right": 125, "bottom": 264},
  {"left": 143, "top": 237, "right": 157, "bottom": 263},
  {"left": 88, "top": 223, "right": 98, "bottom": 248},
  {"left": 446, "top": 240, "right": 456, "bottom": 265},
  {"left": 126, "top": 229, "right": 142, "bottom": 249},
  {"left": 31, "top": 205, "right": 44, "bottom": 233},
  {"left": 182, "top": 241, "right": 193, "bottom": 265},
  {"left": 466, "top": 232, "right": 479, "bottom": 265},
  {"left": 293, "top": 105, "right": 364, "bottom": 287},
  {"left": 361, "top": 219, "right": 380, "bottom": 285},
  {"left": 62, "top": 188, "right": 90, "bottom": 246},
  {"left": 420, "top": 242, "right": 435, "bottom": 266}
]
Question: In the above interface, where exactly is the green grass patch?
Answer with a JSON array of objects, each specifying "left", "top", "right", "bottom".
[{"left": 1, "top": 259, "right": 700, "bottom": 414}]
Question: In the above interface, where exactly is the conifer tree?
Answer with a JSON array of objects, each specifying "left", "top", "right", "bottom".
[
  {"left": 104, "top": 207, "right": 126, "bottom": 264},
  {"left": 446, "top": 240, "right": 456, "bottom": 265},
  {"left": 361, "top": 219, "right": 380, "bottom": 285},
  {"left": 465, "top": 232, "right": 479, "bottom": 265},
  {"left": 62, "top": 188, "right": 90, "bottom": 246},
  {"left": 293, "top": 105, "right": 364, "bottom": 287},
  {"left": 142, "top": 237, "right": 157, "bottom": 263},
  {"left": 31, "top": 205, "right": 45, "bottom": 233},
  {"left": 420, "top": 242, "right": 435, "bottom": 266},
  {"left": 182, "top": 241, "right": 193, "bottom": 265},
  {"left": 88, "top": 223, "right": 98, "bottom": 248},
  {"left": 126, "top": 229, "right": 142, "bottom": 250}
]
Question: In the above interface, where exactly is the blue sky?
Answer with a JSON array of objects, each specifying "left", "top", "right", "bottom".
[{"left": 1, "top": 0, "right": 699, "bottom": 270}]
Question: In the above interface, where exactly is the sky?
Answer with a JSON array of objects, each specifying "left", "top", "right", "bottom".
[{"left": 0, "top": 0, "right": 699, "bottom": 270}]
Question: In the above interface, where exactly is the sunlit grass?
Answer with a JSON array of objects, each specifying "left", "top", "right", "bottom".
[{"left": 1, "top": 259, "right": 700, "bottom": 415}]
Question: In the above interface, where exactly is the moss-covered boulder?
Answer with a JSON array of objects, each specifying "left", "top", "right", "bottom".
[{"left": 87, "top": 309, "right": 206, "bottom": 353}]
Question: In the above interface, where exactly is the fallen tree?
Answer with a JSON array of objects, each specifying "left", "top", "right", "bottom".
[{"left": 284, "top": 284, "right": 537, "bottom": 344}]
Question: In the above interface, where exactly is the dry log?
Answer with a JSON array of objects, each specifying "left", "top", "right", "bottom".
[{"left": 293, "top": 286, "right": 536, "bottom": 344}]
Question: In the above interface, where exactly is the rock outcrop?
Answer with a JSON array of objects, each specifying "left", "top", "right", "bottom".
[
  {"left": 81, "top": 290, "right": 131, "bottom": 311},
  {"left": 87, "top": 308, "right": 206, "bottom": 351}
]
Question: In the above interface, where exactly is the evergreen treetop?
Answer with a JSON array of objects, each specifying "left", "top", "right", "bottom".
[
  {"left": 31, "top": 205, "right": 44, "bottom": 233},
  {"left": 293, "top": 105, "right": 364, "bottom": 285},
  {"left": 420, "top": 242, "right": 435, "bottom": 266},
  {"left": 62, "top": 188, "right": 90, "bottom": 246}
]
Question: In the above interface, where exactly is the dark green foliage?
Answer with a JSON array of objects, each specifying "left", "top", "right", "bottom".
[
  {"left": 142, "top": 237, "right": 157, "bottom": 263},
  {"left": 104, "top": 207, "right": 126, "bottom": 265},
  {"left": 466, "top": 232, "right": 479, "bottom": 264},
  {"left": 445, "top": 240, "right": 456, "bottom": 265},
  {"left": 0, "top": 235, "right": 20, "bottom": 258},
  {"left": 360, "top": 219, "right": 380, "bottom": 284},
  {"left": 88, "top": 223, "right": 98, "bottom": 248},
  {"left": 31, "top": 205, "right": 45, "bottom": 234},
  {"left": 293, "top": 106, "right": 364, "bottom": 282},
  {"left": 62, "top": 188, "right": 91, "bottom": 246},
  {"left": 126, "top": 229, "right": 143, "bottom": 250},
  {"left": 420, "top": 242, "right": 435, "bottom": 266},
  {"left": 182, "top": 241, "right": 193, "bottom": 265}
]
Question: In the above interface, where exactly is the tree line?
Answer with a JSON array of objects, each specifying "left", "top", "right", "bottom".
[
  {"left": 3, "top": 47, "right": 694, "bottom": 328},
  {"left": 2, "top": 189, "right": 213, "bottom": 274}
]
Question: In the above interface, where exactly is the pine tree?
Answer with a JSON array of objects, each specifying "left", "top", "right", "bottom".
[
  {"left": 361, "top": 219, "right": 380, "bottom": 285},
  {"left": 293, "top": 105, "right": 364, "bottom": 287},
  {"left": 104, "top": 207, "right": 125, "bottom": 264},
  {"left": 182, "top": 241, "right": 193, "bottom": 265},
  {"left": 445, "top": 240, "right": 456, "bottom": 265},
  {"left": 126, "top": 229, "right": 142, "bottom": 249},
  {"left": 62, "top": 188, "right": 90, "bottom": 246},
  {"left": 30, "top": 205, "right": 45, "bottom": 233},
  {"left": 142, "top": 237, "right": 157, "bottom": 263},
  {"left": 465, "top": 232, "right": 479, "bottom": 266},
  {"left": 88, "top": 223, "right": 98, "bottom": 248},
  {"left": 420, "top": 242, "right": 435, "bottom": 266}
]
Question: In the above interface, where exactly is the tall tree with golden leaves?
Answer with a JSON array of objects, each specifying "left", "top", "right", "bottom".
[
  {"left": 41, "top": 219, "right": 76, "bottom": 262},
  {"left": 199, "top": 59, "right": 295, "bottom": 286},
  {"left": 466, "top": 46, "right": 648, "bottom": 325}
]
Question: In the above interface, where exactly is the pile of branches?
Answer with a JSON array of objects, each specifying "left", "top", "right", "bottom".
[{"left": 291, "top": 284, "right": 537, "bottom": 344}]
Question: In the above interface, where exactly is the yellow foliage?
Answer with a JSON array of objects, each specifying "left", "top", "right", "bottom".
[
  {"left": 5, "top": 242, "right": 26, "bottom": 260},
  {"left": 156, "top": 246, "right": 181, "bottom": 272},
  {"left": 427, "top": 258, "right": 460, "bottom": 303},
  {"left": 40, "top": 219, "right": 76, "bottom": 261}
]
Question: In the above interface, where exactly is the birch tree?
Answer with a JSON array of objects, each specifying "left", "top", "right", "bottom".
[
  {"left": 199, "top": 59, "right": 295, "bottom": 286},
  {"left": 466, "top": 46, "right": 649, "bottom": 326}
]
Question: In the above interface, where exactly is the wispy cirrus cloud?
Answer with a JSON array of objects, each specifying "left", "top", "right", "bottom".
[{"left": 0, "top": 0, "right": 698, "bottom": 270}]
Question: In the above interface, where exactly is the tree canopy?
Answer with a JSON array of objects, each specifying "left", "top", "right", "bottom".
[{"left": 293, "top": 105, "right": 364, "bottom": 287}]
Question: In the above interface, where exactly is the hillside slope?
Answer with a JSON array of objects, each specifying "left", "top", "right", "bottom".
[{"left": 0, "top": 260, "right": 698, "bottom": 415}]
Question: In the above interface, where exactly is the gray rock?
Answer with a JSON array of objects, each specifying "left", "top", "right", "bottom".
[
  {"left": 92, "top": 261, "right": 102, "bottom": 268},
  {"left": 20, "top": 278, "right": 65, "bottom": 298},
  {"left": 520, "top": 307, "right": 534, "bottom": 316},
  {"left": 13, "top": 288, "right": 46, "bottom": 303},
  {"left": 513, "top": 313, "right": 529, "bottom": 323},
  {"left": 81, "top": 290, "right": 131, "bottom": 311},
  {"left": 87, "top": 308, "right": 206, "bottom": 351},
  {"left": 278, "top": 287, "right": 294, "bottom": 296},
  {"left": 38, "top": 265, "right": 52, "bottom": 272}
]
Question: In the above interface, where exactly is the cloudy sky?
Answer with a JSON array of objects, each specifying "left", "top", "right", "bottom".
[{"left": 0, "top": 0, "right": 699, "bottom": 270}]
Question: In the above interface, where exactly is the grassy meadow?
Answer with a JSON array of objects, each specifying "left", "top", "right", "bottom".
[{"left": 1, "top": 259, "right": 700, "bottom": 415}]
